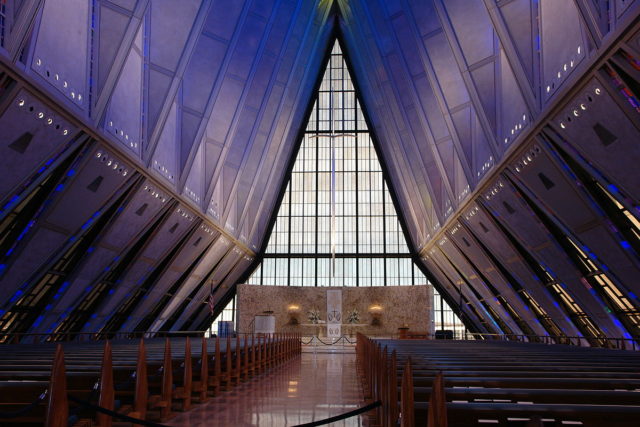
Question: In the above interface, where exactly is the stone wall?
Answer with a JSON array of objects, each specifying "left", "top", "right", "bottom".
[{"left": 236, "top": 284, "right": 433, "bottom": 336}]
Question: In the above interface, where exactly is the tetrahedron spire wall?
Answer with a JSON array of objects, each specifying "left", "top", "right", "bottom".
[{"left": 1, "top": 0, "right": 639, "bottom": 345}]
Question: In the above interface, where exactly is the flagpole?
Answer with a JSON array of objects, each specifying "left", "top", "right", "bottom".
[{"left": 209, "top": 280, "right": 215, "bottom": 337}]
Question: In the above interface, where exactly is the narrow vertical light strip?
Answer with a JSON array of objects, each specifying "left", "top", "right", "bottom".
[
  {"left": 331, "top": 135, "right": 336, "bottom": 278},
  {"left": 330, "top": 76, "right": 336, "bottom": 280}
]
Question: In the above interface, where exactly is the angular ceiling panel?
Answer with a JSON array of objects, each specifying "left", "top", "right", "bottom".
[
  {"left": 442, "top": 0, "right": 495, "bottom": 66},
  {"left": 424, "top": 32, "right": 470, "bottom": 109},
  {"left": 2, "top": 0, "right": 639, "bottom": 344},
  {"left": 499, "top": 49, "right": 530, "bottom": 146},
  {"left": 552, "top": 77, "right": 640, "bottom": 202},
  {"left": 182, "top": 138, "right": 204, "bottom": 207},
  {"left": 145, "top": 0, "right": 202, "bottom": 137},
  {"left": 31, "top": 0, "right": 90, "bottom": 110},
  {"left": 181, "top": 35, "right": 227, "bottom": 113},
  {"left": 470, "top": 62, "right": 497, "bottom": 132},
  {"left": 104, "top": 22, "right": 144, "bottom": 156},
  {"left": 148, "top": 0, "right": 201, "bottom": 71},
  {"left": 151, "top": 101, "right": 178, "bottom": 184},
  {"left": 540, "top": 0, "right": 588, "bottom": 101},
  {"left": 0, "top": 91, "right": 76, "bottom": 201},
  {"left": 497, "top": 0, "right": 536, "bottom": 89},
  {"left": 31, "top": 179, "right": 170, "bottom": 335},
  {"left": 96, "top": 3, "right": 133, "bottom": 96},
  {"left": 0, "top": 144, "right": 132, "bottom": 306}
]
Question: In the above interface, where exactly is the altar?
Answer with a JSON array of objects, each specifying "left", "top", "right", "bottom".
[
  {"left": 236, "top": 284, "right": 433, "bottom": 337},
  {"left": 299, "top": 322, "right": 368, "bottom": 338}
]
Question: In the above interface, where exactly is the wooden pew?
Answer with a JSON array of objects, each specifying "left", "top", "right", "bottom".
[
  {"left": 0, "top": 333, "right": 301, "bottom": 426},
  {"left": 357, "top": 334, "right": 640, "bottom": 427},
  {"left": 191, "top": 337, "right": 208, "bottom": 403},
  {"left": 171, "top": 336, "right": 192, "bottom": 412}
]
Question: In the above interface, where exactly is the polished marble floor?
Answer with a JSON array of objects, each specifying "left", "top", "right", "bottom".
[{"left": 168, "top": 352, "right": 367, "bottom": 426}]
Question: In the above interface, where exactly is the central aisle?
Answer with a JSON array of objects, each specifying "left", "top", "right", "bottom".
[{"left": 168, "top": 352, "right": 366, "bottom": 426}]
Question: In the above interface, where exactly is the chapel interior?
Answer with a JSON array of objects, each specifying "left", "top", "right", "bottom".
[{"left": 1, "top": 0, "right": 640, "bottom": 426}]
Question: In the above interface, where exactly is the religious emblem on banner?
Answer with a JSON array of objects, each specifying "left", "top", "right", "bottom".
[{"left": 326, "top": 290, "right": 342, "bottom": 339}]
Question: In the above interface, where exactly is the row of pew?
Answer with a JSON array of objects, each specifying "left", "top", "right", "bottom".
[
  {"left": 0, "top": 334, "right": 301, "bottom": 426},
  {"left": 356, "top": 333, "right": 640, "bottom": 426}
]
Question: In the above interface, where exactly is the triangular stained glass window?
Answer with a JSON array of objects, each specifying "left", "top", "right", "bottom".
[{"left": 247, "top": 41, "right": 428, "bottom": 287}]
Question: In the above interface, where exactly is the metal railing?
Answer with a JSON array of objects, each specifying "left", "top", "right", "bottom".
[
  {"left": 0, "top": 330, "right": 208, "bottom": 345},
  {"left": 377, "top": 331, "right": 639, "bottom": 351},
  {"left": 462, "top": 332, "right": 639, "bottom": 350},
  {"left": 2, "top": 330, "right": 637, "bottom": 351}
]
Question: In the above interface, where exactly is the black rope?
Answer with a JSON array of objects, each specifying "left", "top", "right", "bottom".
[
  {"left": 301, "top": 336, "right": 358, "bottom": 345},
  {"left": 315, "top": 336, "right": 340, "bottom": 345},
  {"left": 68, "top": 395, "right": 169, "bottom": 427},
  {"left": 68, "top": 381, "right": 99, "bottom": 418},
  {"left": 292, "top": 400, "right": 381, "bottom": 426},
  {"left": 0, "top": 390, "right": 47, "bottom": 419},
  {"left": 314, "top": 336, "right": 351, "bottom": 345}
]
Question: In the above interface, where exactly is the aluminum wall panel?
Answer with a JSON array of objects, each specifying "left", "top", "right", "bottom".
[
  {"left": 447, "top": 221, "right": 547, "bottom": 335},
  {"left": 31, "top": 181, "right": 169, "bottom": 333},
  {"left": 121, "top": 224, "right": 219, "bottom": 329},
  {"left": 104, "top": 23, "right": 144, "bottom": 157},
  {"left": 438, "top": 236, "right": 524, "bottom": 334},
  {"left": 31, "top": 0, "right": 90, "bottom": 110},
  {"left": 552, "top": 77, "right": 640, "bottom": 202},
  {"left": 510, "top": 142, "right": 640, "bottom": 296},
  {"left": 85, "top": 204, "right": 196, "bottom": 329},
  {"left": 0, "top": 145, "right": 130, "bottom": 304},
  {"left": 420, "top": 254, "right": 488, "bottom": 333},
  {"left": 149, "top": 236, "right": 233, "bottom": 331},
  {"left": 428, "top": 247, "right": 502, "bottom": 333},
  {"left": 172, "top": 247, "right": 243, "bottom": 330},
  {"left": 0, "top": 91, "right": 75, "bottom": 201},
  {"left": 461, "top": 200, "right": 583, "bottom": 337},
  {"left": 482, "top": 176, "right": 628, "bottom": 338},
  {"left": 540, "top": 0, "right": 587, "bottom": 101}
]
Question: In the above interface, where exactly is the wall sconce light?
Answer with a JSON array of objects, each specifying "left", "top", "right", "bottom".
[
  {"left": 369, "top": 304, "right": 383, "bottom": 326},
  {"left": 287, "top": 304, "right": 300, "bottom": 325},
  {"left": 287, "top": 304, "right": 301, "bottom": 313},
  {"left": 368, "top": 304, "right": 383, "bottom": 314}
]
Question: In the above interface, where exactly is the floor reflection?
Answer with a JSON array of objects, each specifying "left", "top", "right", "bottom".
[{"left": 168, "top": 352, "right": 366, "bottom": 426}]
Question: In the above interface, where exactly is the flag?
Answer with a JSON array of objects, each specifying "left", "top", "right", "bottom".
[{"left": 208, "top": 281, "right": 215, "bottom": 315}]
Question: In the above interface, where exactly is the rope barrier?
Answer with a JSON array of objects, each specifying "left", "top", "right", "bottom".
[
  {"left": 301, "top": 335, "right": 358, "bottom": 346},
  {"left": 0, "top": 390, "right": 47, "bottom": 419},
  {"left": 68, "top": 395, "right": 169, "bottom": 427},
  {"left": 315, "top": 336, "right": 344, "bottom": 345},
  {"left": 292, "top": 400, "right": 381, "bottom": 426}
]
